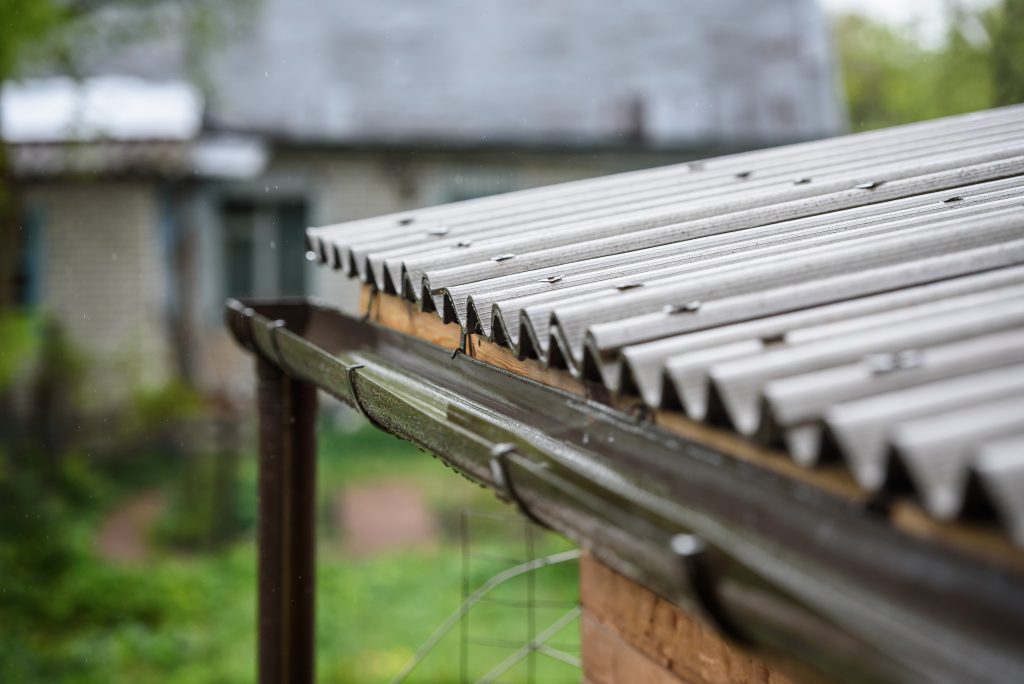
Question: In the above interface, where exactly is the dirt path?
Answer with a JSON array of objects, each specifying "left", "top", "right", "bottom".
[
  {"left": 334, "top": 480, "right": 439, "bottom": 556},
  {"left": 95, "top": 490, "right": 166, "bottom": 564}
]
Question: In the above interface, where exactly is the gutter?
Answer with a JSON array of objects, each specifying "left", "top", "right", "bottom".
[{"left": 227, "top": 297, "right": 1024, "bottom": 684}]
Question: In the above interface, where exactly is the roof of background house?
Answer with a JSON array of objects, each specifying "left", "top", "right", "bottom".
[
  {"left": 0, "top": 76, "right": 202, "bottom": 144},
  {"left": 0, "top": 77, "right": 268, "bottom": 178},
  {"left": 56, "top": 0, "right": 844, "bottom": 148}
]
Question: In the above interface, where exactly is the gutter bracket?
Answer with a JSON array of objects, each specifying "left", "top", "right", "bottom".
[
  {"left": 489, "top": 443, "right": 550, "bottom": 530},
  {"left": 344, "top": 362, "right": 390, "bottom": 433},
  {"left": 671, "top": 533, "right": 747, "bottom": 645}
]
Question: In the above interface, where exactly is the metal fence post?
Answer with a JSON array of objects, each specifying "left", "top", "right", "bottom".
[{"left": 256, "top": 356, "right": 317, "bottom": 684}]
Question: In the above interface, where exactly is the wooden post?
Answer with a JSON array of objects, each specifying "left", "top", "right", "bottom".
[{"left": 256, "top": 356, "right": 318, "bottom": 684}]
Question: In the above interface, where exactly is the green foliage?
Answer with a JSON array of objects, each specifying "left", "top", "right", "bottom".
[
  {"left": 833, "top": 0, "right": 1023, "bottom": 131},
  {"left": 155, "top": 449, "right": 248, "bottom": 550},
  {"left": 1, "top": 423, "right": 581, "bottom": 683},
  {"left": 0, "top": 0, "right": 69, "bottom": 80},
  {"left": 0, "top": 312, "right": 38, "bottom": 391},
  {"left": 0, "top": 462, "right": 170, "bottom": 683},
  {"left": 990, "top": 0, "right": 1024, "bottom": 105},
  {"left": 127, "top": 379, "right": 206, "bottom": 433}
]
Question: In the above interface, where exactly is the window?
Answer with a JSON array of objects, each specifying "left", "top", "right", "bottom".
[
  {"left": 443, "top": 170, "right": 517, "bottom": 203},
  {"left": 222, "top": 198, "right": 308, "bottom": 299},
  {"left": 13, "top": 206, "right": 43, "bottom": 309}
]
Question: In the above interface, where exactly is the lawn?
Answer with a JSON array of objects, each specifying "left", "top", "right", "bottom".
[{"left": 0, "top": 417, "right": 581, "bottom": 684}]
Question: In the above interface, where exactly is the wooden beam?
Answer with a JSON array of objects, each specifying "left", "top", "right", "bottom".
[{"left": 580, "top": 554, "right": 797, "bottom": 684}]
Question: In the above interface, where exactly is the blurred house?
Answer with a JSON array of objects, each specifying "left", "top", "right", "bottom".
[{"left": 2, "top": 0, "right": 845, "bottom": 405}]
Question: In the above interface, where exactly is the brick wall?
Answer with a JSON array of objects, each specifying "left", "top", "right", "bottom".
[{"left": 25, "top": 181, "right": 172, "bottom": 406}]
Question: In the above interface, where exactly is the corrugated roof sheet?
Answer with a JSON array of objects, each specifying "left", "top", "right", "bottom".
[{"left": 308, "top": 105, "right": 1024, "bottom": 544}]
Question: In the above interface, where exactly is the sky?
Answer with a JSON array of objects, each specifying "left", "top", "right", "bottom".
[{"left": 819, "top": 0, "right": 999, "bottom": 46}]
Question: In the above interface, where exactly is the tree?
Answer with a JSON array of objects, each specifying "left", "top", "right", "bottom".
[
  {"left": 831, "top": 0, "right": 1022, "bottom": 132},
  {"left": 0, "top": 1, "right": 73, "bottom": 310},
  {"left": 990, "top": 0, "right": 1024, "bottom": 106}
]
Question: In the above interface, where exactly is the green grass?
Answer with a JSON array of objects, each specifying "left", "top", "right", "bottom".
[{"left": 0, "top": 419, "right": 581, "bottom": 684}]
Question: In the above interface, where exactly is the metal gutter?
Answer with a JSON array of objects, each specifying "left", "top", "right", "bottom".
[{"left": 227, "top": 297, "right": 1024, "bottom": 684}]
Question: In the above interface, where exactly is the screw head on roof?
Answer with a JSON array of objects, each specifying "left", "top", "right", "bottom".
[
  {"left": 664, "top": 300, "right": 702, "bottom": 314},
  {"left": 735, "top": 171, "right": 752, "bottom": 180},
  {"left": 944, "top": 195, "right": 964, "bottom": 204},
  {"left": 427, "top": 225, "right": 450, "bottom": 236},
  {"left": 492, "top": 253, "right": 517, "bottom": 262},
  {"left": 398, "top": 217, "right": 415, "bottom": 226},
  {"left": 615, "top": 282, "right": 644, "bottom": 291},
  {"left": 454, "top": 240, "right": 473, "bottom": 248},
  {"left": 856, "top": 180, "right": 885, "bottom": 190},
  {"left": 304, "top": 250, "right": 317, "bottom": 262},
  {"left": 865, "top": 349, "right": 923, "bottom": 375},
  {"left": 670, "top": 533, "right": 706, "bottom": 557},
  {"left": 793, "top": 177, "right": 812, "bottom": 185},
  {"left": 541, "top": 275, "right": 564, "bottom": 284}
]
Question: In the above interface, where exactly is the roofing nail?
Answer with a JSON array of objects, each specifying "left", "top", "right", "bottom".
[
  {"left": 944, "top": 195, "right": 964, "bottom": 204},
  {"left": 664, "top": 300, "right": 702, "bottom": 314},
  {"left": 856, "top": 180, "right": 885, "bottom": 190},
  {"left": 865, "top": 349, "right": 923, "bottom": 375},
  {"left": 615, "top": 282, "right": 644, "bottom": 291},
  {"left": 492, "top": 253, "right": 516, "bottom": 262},
  {"left": 735, "top": 171, "right": 752, "bottom": 180},
  {"left": 541, "top": 275, "right": 564, "bottom": 283},
  {"left": 304, "top": 250, "right": 317, "bottom": 262},
  {"left": 454, "top": 240, "right": 473, "bottom": 248},
  {"left": 398, "top": 216, "right": 415, "bottom": 225},
  {"left": 427, "top": 225, "right": 450, "bottom": 236},
  {"left": 793, "top": 177, "right": 812, "bottom": 185}
]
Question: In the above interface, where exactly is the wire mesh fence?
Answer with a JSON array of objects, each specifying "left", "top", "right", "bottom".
[{"left": 390, "top": 510, "right": 581, "bottom": 684}]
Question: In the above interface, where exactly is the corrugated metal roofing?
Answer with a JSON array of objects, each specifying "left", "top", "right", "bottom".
[{"left": 308, "top": 105, "right": 1024, "bottom": 544}]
